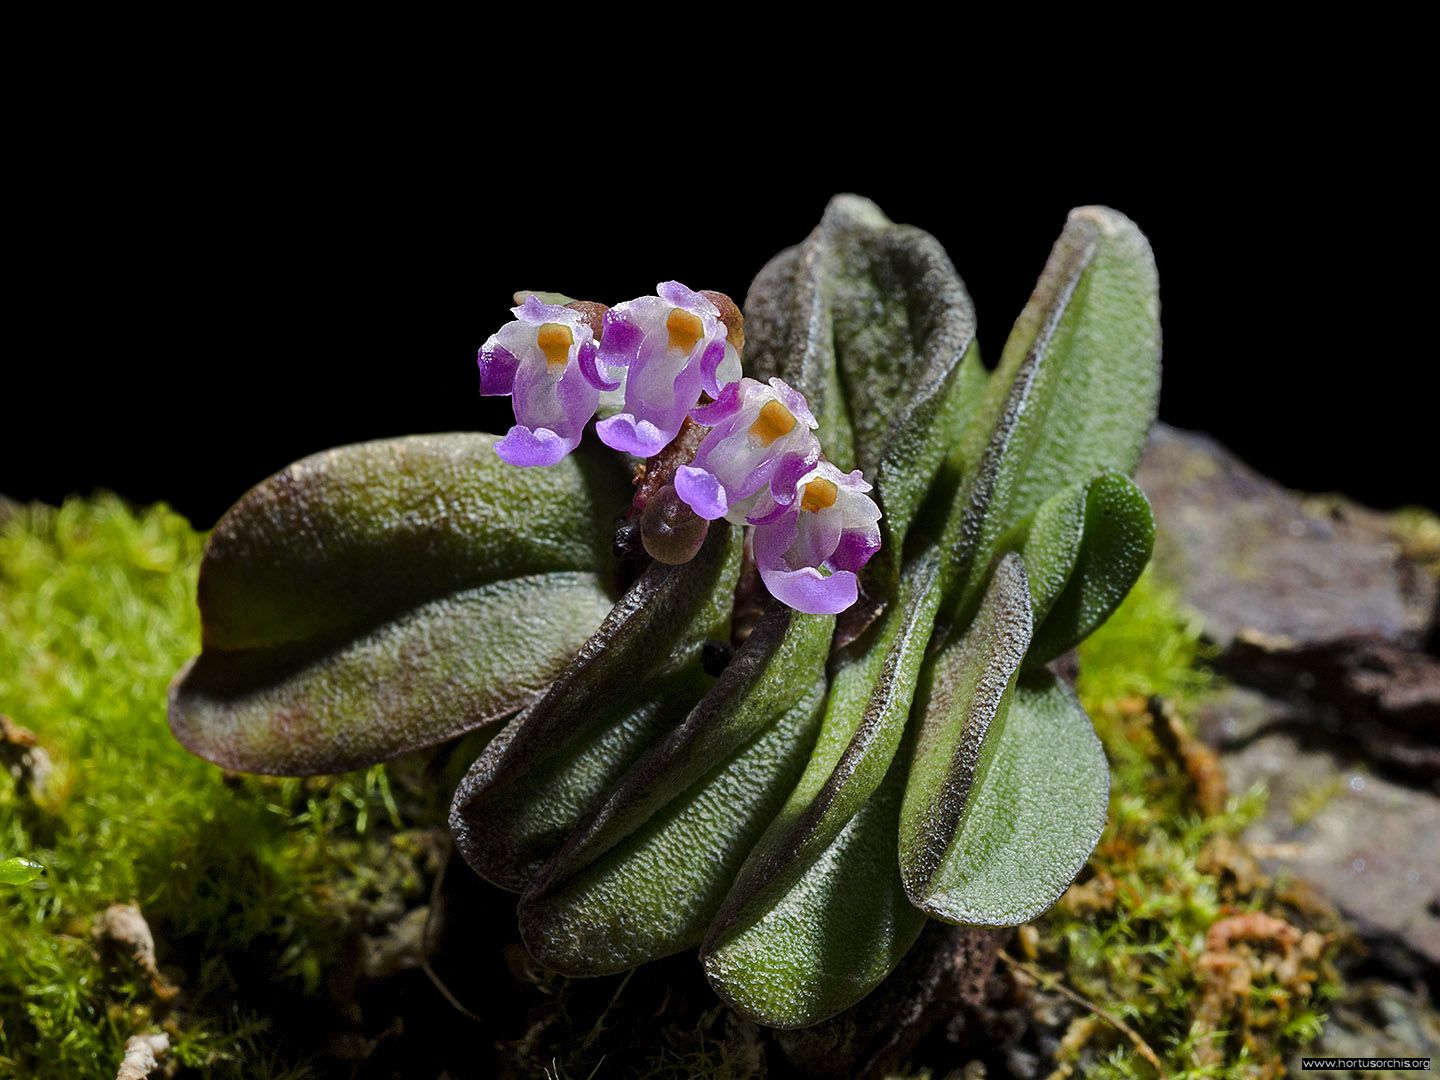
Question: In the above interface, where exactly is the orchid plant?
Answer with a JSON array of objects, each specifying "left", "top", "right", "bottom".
[{"left": 168, "top": 196, "right": 1160, "bottom": 1029}]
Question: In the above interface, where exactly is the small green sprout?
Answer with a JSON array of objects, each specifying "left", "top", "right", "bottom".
[{"left": 0, "top": 856, "right": 44, "bottom": 885}]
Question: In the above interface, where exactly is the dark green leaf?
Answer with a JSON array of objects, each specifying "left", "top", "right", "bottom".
[
  {"left": 169, "top": 434, "right": 629, "bottom": 775},
  {"left": 744, "top": 195, "right": 981, "bottom": 554},
  {"left": 517, "top": 607, "right": 833, "bottom": 974},
  {"left": 194, "top": 434, "right": 624, "bottom": 652},
  {"left": 449, "top": 525, "right": 742, "bottom": 890},
  {"left": 699, "top": 551, "right": 944, "bottom": 1027},
  {"left": 945, "top": 206, "right": 1160, "bottom": 616},
  {"left": 900, "top": 553, "right": 1032, "bottom": 915}
]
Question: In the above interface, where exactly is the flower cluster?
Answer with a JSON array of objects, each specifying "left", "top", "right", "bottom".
[{"left": 478, "top": 282, "right": 880, "bottom": 615}]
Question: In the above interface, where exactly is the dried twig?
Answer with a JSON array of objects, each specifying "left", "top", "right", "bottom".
[
  {"left": 1000, "top": 952, "right": 1167, "bottom": 1078},
  {"left": 115, "top": 1033, "right": 169, "bottom": 1080},
  {"left": 419, "top": 839, "right": 484, "bottom": 1023}
]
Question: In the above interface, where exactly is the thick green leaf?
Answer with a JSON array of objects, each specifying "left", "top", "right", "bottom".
[
  {"left": 169, "top": 434, "right": 628, "bottom": 775},
  {"left": 945, "top": 206, "right": 1160, "bottom": 615},
  {"left": 905, "top": 670, "right": 1109, "bottom": 926},
  {"left": 0, "top": 857, "right": 44, "bottom": 885},
  {"left": 517, "top": 607, "right": 833, "bottom": 974},
  {"left": 993, "top": 470, "right": 1155, "bottom": 661},
  {"left": 900, "top": 553, "right": 1032, "bottom": 916},
  {"left": 1008, "top": 479, "right": 1089, "bottom": 624},
  {"left": 744, "top": 195, "right": 981, "bottom": 553},
  {"left": 701, "top": 759, "right": 923, "bottom": 1030},
  {"left": 1025, "top": 473, "right": 1154, "bottom": 667},
  {"left": 448, "top": 525, "right": 742, "bottom": 890},
  {"left": 194, "top": 433, "right": 624, "bottom": 652},
  {"left": 699, "top": 551, "right": 944, "bottom": 1027}
]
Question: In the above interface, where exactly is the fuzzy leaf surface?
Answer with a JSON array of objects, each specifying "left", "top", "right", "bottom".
[
  {"left": 449, "top": 525, "right": 742, "bottom": 890},
  {"left": 906, "top": 670, "right": 1109, "bottom": 926},
  {"left": 517, "top": 607, "right": 834, "bottom": 974},
  {"left": 170, "top": 434, "right": 628, "bottom": 775},
  {"left": 699, "top": 551, "right": 944, "bottom": 1027},
  {"left": 744, "top": 195, "right": 981, "bottom": 559},
  {"left": 900, "top": 553, "right": 1033, "bottom": 914},
  {"left": 946, "top": 206, "right": 1160, "bottom": 614}
]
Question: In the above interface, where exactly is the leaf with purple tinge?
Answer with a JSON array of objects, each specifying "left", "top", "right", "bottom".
[
  {"left": 169, "top": 433, "right": 628, "bottom": 775},
  {"left": 743, "top": 196, "right": 984, "bottom": 581},
  {"left": 516, "top": 605, "right": 834, "bottom": 974},
  {"left": 448, "top": 524, "right": 743, "bottom": 891}
]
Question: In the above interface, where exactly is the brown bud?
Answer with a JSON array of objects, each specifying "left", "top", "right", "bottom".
[
  {"left": 640, "top": 484, "right": 709, "bottom": 565},
  {"left": 699, "top": 289, "right": 744, "bottom": 353},
  {"left": 565, "top": 300, "right": 610, "bottom": 340}
]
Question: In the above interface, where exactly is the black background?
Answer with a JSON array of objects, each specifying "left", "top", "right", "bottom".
[{"left": 10, "top": 106, "right": 1433, "bottom": 527}]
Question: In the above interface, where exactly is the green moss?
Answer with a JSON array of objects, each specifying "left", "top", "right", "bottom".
[
  {"left": 2, "top": 500, "right": 1337, "bottom": 1078},
  {"left": 0, "top": 496, "right": 428, "bottom": 1079},
  {"left": 1023, "top": 570, "right": 1339, "bottom": 1079}
]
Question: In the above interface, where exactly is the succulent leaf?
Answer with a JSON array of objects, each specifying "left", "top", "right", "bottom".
[
  {"left": 995, "top": 470, "right": 1156, "bottom": 667},
  {"left": 517, "top": 607, "right": 834, "bottom": 974},
  {"left": 899, "top": 552, "right": 1109, "bottom": 927},
  {"left": 945, "top": 206, "right": 1160, "bottom": 616},
  {"left": 168, "top": 434, "right": 628, "bottom": 774},
  {"left": 701, "top": 757, "right": 924, "bottom": 1030},
  {"left": 904, "top": 668, "right": 1110, "bottom": 926},
  {"left": 448, "top": 524, "right": 743, "bottom": 890},
  {"left": 700, "top": 551, "right": 944, "bottom": 1027},
  {"left": 744, "top": 195, "right": 982, "bottom": 562},
  {"left": 899, "top": 552, "right": 1032, "bottom": 915},
  {"left": 1024, "top": 471, "right": 1155, "bottom": 667}
]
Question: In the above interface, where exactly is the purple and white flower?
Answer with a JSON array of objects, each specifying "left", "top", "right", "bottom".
[
  {"left": 477, "top": 296, "right": 611, "bottom": 467},
  {"left": 474, "top": 279, "right": 882, "bottom": 614},
  {"left": 752, "top": 459, "right": 883, "bottom": 615},
  {"left": 593, "top": 281, "right": 742, "bottom": 457},
  {"left": 673, "top": 377, "right": 820, "bottom": 525}
]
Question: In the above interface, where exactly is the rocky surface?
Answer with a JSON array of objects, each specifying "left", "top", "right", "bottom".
[
  {"left": 1292, "top": 979, "right": 1440, "bottom": 1075},
  {"left": 1140, "top": 423, "right": 1440, "bottom": 990},
  {"left": 1138, "top": 425, "right": 1437, "bottom": 651},
  {"left": 1214, "top": 718, "right": 1440, "bottom": 973}
]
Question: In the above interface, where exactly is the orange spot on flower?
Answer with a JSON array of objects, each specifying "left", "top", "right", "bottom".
[
  {"left": 666, "top": 308, "right": 704, "bottom": 354},
  {"left": 537, "top": 323, "right": 574, "bottom": 370},
  {"left": 800, "top": 476, "right": 838, "bottom": 513},
  {"left": 749, "top": 400, "right": 797, "bottom": 447}
]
